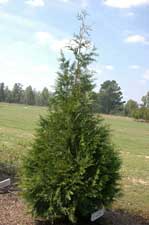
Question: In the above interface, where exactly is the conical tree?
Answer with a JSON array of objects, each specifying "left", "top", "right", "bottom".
[{"left": 21, "top": 12, "right": 121, "bottom": 223}]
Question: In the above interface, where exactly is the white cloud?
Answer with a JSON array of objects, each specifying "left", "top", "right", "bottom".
[
  {"left": 105, "top": 65, "right": 114, "bottom": 70},
  {"left": 36, "top": 32, "right": 52, "bottom": 45},
  {"left": 104, "top": 0, "right": 149, "bottom": 9},
  {"left": 139, "top": 69, "right": 149, "bottom": 85},
  {"left": 139, "top": 79, "right": 146, "bottom": 85},
  {"left": 90, "top": 64, "right": 114, "bottom": 75},
  {"left": 25, "top": 0, "right": 45, "bottom": 7},
  {"left": 0, "top": 58, "right": 56, "bottom": 90},
  {"left": 52, "top": 39, "right": 69, "bottom": 51},
  {"left": 96, "top": 69, "right": 102, "bottom": 74},
  {"left": 59, "top": 0, "right": 70, "bottom": 2},
  {"left": 130, "top": 65, "right": 140, "bottom": 69},
  {"left": 125, "top": 35, "right": 149, "bottom": 44},
  {"left": 0, "top": 11, "right": 47, "bottom": 30},
  {"left": 143, "top": 69, "right": 149, "bottom": 80},
  {"left": 0, "top": 0, "right": 8, "bottom": 4},
  {"left": 30, "top": 65, "right": 52, "bottom": 73},
  {"left": 126, "top": 12, "right": 135, "bottom": 16},
  {"left": 35, "top": 31, "right": 69, "bottom": 51},
  {"left": 59, "top": 0, "right": 88, "bottom": 7},
  {"left": 81, "top": 0, "right": 88, "bottom": 8}
]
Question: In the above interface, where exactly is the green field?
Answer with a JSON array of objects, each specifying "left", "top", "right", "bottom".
[{"left": 0, "top": 103, "right": 149, "bottom": 217}]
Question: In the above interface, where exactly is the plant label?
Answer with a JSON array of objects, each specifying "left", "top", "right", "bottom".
[
  {"left": 0, "top": 178, "right": 11, "bottom": 189},
  {"left": 91, "top": 207, "right": 105, "bottom": 222}
]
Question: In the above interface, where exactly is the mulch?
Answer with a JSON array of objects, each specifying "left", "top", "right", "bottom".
[
  {"left": 0, "top": 192, "right": 149, "bottom": 225},
  {"left": 0, "top": 192, "right": 33, "bottom": 225}
]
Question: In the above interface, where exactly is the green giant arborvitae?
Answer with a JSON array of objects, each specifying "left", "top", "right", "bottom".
[{"left": 21, "top": 12, "right": 121, "bottom": 223}]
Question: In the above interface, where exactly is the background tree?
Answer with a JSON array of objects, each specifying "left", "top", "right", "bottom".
[
  {"left": 41, "top": 87, "right": 50, "bottom": 106},
  {"left": 0, "top": 82, "right": 53, "bottom": 106},
  {"left": 34, "top": 90, "right": 42, "bottom": 106},
  {"left": 21, "top": 12, "right": 121, "bottom": 223},
  {"left": 92, "top": 91, "right": 100, "bottom": 113},
  {"left": 4, "top": 86, "right": 12, "bottom": 103},
  {"left": 141, "top": 91, "right": 149, "bottom": 108},
  {"left": 12, "top": 83, "right": 23, "bottom": 103},
  {"left": 133, "top": 107, "right": 149, "bottom": 121},
  {"left": 0, "top": 82, "right": 5, "bottom": 102},
  {"left": 24, "top": 85, "right": 35, "bottom": 105},
  {"left": 124, "top": 99, "right": 138, "bottom": 117},
  {"left": 98, "top": 80, "right": 124, "bottom": 114}
]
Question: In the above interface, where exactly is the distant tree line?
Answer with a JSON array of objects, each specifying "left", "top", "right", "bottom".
[
  {"left": 123, "top": 92, "right": 149, "bottom": 122},
  {"left": 0, "top": 82, "right": 52, "bottom": 106},
  {"left": 0, "top": 80, "right": 125, "bottom": 111},
  {"left": 1, "top": 81, "right": 149, "bottom": 121}
]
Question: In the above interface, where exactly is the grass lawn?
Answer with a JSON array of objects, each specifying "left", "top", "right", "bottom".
[
  {"left": 0, "top": 103, "right": 46, "bottom": 164},
  {"left": 102, "top": 114, "right": 149, "bottom": 217},
  {"left": 0, "top": 103, "right": 149, "bottom": 218}
]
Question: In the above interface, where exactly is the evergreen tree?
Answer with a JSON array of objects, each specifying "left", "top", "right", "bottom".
[
  {"left": 21, "top": 12, "right": 121, "bottom": 223},
  {"left": 24, "top": 85, "right": 35, "bottom": 105},
  {"left": 0, "top": 82, "right": 5, "bottom": 102},
  {"left": 4, "top": 86, "right": 12, "bottom": 103},
  {"left": 34, "top": 90, "right": 42, "bottom": 106},
  {"left": 12, "top": 83, "right": 23, "bottom": 103},
  {"left": 41, "top": 87, "right": 50, "bottom": 106},
  {"left": 98, "top": 80, "right": 124, "bottom": 114}
]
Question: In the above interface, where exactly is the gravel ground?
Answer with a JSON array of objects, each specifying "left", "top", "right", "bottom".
[
  {"left": 0, "top": 192, "right": 33, "bottom": 225},
  {"left": 0, "top": 193, "right": 149, "bottom": 225}
]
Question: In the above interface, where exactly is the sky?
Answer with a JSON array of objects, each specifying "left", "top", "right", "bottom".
[{"left": 0, "top": 0, "right": 149, "bottom": 102}]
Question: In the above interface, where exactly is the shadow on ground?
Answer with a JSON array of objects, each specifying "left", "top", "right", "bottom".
[
  {"left": 100, "top": 210, "right": 149, "bottom": 225},
  {"left": 35, "top": 210, "right": 149, "bottom": 225},
  {"left": 0, "top": 192, "right": 148, "bottom": 225}
]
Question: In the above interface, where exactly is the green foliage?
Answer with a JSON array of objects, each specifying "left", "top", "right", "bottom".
[
  {"left": 141, "top": 91, "right": 149, "bottom": 108},
  {"left": 12, "top": 83, "right": 23, "bottom": 104},
  {"left": 124, "top": 99, "right": 138, "bottom": 117},
  {"left": 0, "top": 82, "right": 52, "bottom": 106},
  {"left": 133, "top": 107, "right": 149, "bottom": 121},
  {"left": 24, "top": 85, "right": 35, "bottom": 105},
  {"left": 41, "top": 88, "right": 51, "bottom": 106},
  {"left": 1, "top": 102, "right": 149, "bottom": 215},
  {"left": 4, "top": 86, "right": 13, "bottom": 103},
  {"left": 97, "top": 80, "right": 124, "bottom": 114},
  {"left": 21, "top": 12, "right": 121, "bottom": 223},
  {"left": 0, "top": 82, "right": 5, "bottom": 102}
]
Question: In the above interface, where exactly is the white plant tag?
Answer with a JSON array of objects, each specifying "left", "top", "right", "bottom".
[
  {"left": 0, "top": 178, "right": 11, "bottom": 189},
  {"left": 91, "top": 207, "right": 105, "bottom": 222}
]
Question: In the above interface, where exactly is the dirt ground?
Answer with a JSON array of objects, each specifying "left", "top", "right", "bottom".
[
  {"left": 0, "top": 192, "right": 33, "bottom": 225},
  {"left": 0, "top": 192, "right": 149, "bottom": 225}
]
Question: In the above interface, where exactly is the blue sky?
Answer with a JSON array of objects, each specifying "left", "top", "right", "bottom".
[{"left": 0, "top": 0, "right": 149, "bottom": 102}]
